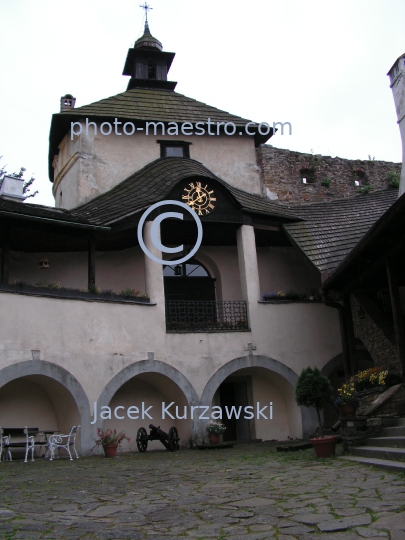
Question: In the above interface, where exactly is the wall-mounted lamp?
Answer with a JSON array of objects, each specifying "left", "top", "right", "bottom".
[
  {"left": 39, "top": 257, "right": 49, "bottom": 269},
  {"left": 174, "top": 264, "right": 182, "bottom": 276}
]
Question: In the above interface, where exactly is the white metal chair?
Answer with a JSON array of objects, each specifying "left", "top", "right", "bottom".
[
  {"left": 48, "top": 425, "right": 80, "bottom": 461},
  {"left": 0, "top": 427, "right": 36, "bottom": 462}
]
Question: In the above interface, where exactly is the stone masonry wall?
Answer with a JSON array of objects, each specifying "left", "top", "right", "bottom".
[
  {"left": 341, "top": 386, "right": 405, "bottom": 451},
  {"left": 341, "top": 415, "right": 398, "bottom": 451},
  {"left": 256, "top": 145, "right": 401, "bottom": 204},
  {"left": 356, "top": 386, "right": 405, "bottom": 417},
  {"left": 351, "top": 294, "right": 399, "bottom": 372}
]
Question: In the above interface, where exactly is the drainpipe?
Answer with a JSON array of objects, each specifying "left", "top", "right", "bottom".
[{"left": 321, "top": 290, "right": 351, "bottom": 379}]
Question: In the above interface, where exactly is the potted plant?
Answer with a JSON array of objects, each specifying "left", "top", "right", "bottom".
[
  {"left": 206, "top": 422, "right": 226, "bottom": 444},
  {"left": 295, "top": 367, "right": 337, "bottom": 457},
  {"left": 91, "top": 428, "right": 130, "bottom": 458},
  {"left": 335, "top": 381, "right": 359, "bottom": 417}
]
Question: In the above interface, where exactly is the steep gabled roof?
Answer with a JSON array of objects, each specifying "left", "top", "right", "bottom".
[
  {"left": 71, "top": 158, "right": 301, "bottom": 226},
  {"left": 49, "top": 89, "right": 272, "bottom": 180},
  {"left": 283, "top": 189, "right": 398, "bottom": 276},
  {"left": 60, "top": 88, "right": 252, "bottom": 125}
]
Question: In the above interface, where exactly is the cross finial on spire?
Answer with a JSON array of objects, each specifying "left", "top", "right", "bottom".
[{"left": 139, "top": 2, "right": 152, "bottom": 22}]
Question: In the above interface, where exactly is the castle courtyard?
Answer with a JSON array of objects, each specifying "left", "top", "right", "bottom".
[{"left": 0, "top": 443, "right": 404, "bottom": 539}]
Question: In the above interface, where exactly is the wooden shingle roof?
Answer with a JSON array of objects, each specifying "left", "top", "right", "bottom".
[
  {"left": 0, "top": 198, "right": 106, "bottom": 230},
  {"left": 283, "top": 189, "right": 398, "bottom": 275},
  {"left": 71, "top": 158, "right": 301, "bottom": 226},
  {"left": 59, "top": 88, "right": 253, "bottom": 125},
  {"left": 49, "top": 88, "right": 272, "bottom": 180}
]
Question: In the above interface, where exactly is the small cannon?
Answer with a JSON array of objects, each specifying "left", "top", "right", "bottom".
[{"left": 136, "top": 424, "right": 180, "bottom": 452}]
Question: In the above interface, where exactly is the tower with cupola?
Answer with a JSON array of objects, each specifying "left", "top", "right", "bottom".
[{"left": 122, "top": 16, "right": 177, "bottom": 90}]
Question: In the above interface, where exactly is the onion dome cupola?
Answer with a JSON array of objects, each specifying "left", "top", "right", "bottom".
[{"left": 123, "top": 19, "right": 177, "bottom": 91}]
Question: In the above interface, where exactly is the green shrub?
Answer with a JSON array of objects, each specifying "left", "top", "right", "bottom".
[
  {"left": 387, "top": 169, "right": 400, "bottom": 188},
  {"left": 13, "top": 279, "right": 31, "bottom": 288},
  {"left": 295, "top": 367, "right": 333, "bottom": 437},
  {"left": 100, "top": 289, "right": 115, "bottom": 296},
  {"left": 36, "top": 282, "right": 62, "bottom": 290},
  {"left": 118, "top": 288, "right": 140, "bottom": 298},
  {"left": 85, "top": 284, "right": 101, "bottom": 294},
  {"left": 321, "top": 177, "right": 331, "bottom": 188}
]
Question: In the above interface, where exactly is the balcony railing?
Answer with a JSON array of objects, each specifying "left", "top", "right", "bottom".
[{"left": 165, "top": 301, "right": 249, "bottom": 332}]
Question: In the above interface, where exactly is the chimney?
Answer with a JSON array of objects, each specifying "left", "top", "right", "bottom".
[
  {"left": 60, "top": 94, "right": 76, "bottom": 112},
  {"left": 0, "top": 175, "right": 25, "bottom": 202},
  {"left": 388, "top": 54, "right": 405, "bottom": 197}
]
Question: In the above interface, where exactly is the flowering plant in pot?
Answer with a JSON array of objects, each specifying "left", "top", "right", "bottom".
[
  {"left": 91, "top": 428, "right": 130, "bottom": 457},
  {"left": 335, "top": 381, "right": 359, "bottom": 417},
  {"left": 354, "top": 366, "right": 389, "bottom": 391},
  {"left": 206, "top": 422, "right": 226, "bottom": 444},
  {"left": 295, "top": 367, "right": 337, "bottom": 457},
  {"left": 339, "top": 366, "right": 400, "bottom": 394}
]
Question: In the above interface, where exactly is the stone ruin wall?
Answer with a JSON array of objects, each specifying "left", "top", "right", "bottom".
[
  {"left": 351, "top": 294, "right": 399, "bottom": 373},
  {"left": 256, "top": 145, "right": 401, "bottom": 204}
]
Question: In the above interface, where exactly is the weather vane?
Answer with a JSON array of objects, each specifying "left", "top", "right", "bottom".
[{"left": 140, "top": 2, "right": 152, "bottom": 22}]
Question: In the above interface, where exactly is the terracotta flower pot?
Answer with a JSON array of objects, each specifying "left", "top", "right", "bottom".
[
  {"left": 103, "top": 444, "right": 118, "bottom": 458},
  {"left": 310, "top": 435, "right": 337, "bottom": 458},
  {"left": 208, "top": 434, "right": 220, "bottom": 444},
  {"left": 340, "top": 402, "right": 356, "bottom": 417}
]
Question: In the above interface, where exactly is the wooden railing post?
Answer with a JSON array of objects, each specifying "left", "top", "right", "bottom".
[
  {"left": 87, "top": 236, "right": 96, "bottom": 290},
  {"left": 386, "top": 259, "right": 405, "bottom": 377},
  {"left": 1, "top": 221, "right": 10, "bottom": 284}
]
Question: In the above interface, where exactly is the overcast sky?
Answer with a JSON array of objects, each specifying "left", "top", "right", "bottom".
[{"left": 0, "top": 0, "right": 404, "bottom": 206}]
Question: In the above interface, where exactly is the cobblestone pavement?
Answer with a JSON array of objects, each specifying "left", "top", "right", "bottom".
[{"left": 1, "top": 442, "right": 405, "bottom": 539}]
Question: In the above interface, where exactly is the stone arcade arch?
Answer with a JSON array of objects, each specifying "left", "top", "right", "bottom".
[
  {"left": 200, "top": 355, "right": 318, "bottom": 441},
  {"left": 0, "top": 361, "right": 91, "bottom": 455},
  {"left": 96, "top": 359, "right": 200, "bottom": 451}
]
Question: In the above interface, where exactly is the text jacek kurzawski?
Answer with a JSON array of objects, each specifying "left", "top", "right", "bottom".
[{"left": 91, "top": 402, "right": 273, "bottom": 424}]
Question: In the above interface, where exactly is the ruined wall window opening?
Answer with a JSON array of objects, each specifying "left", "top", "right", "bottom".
[
  {"left": 299, "top": 166, "right": 315, "bottom": 185},
  {"left": 353, "top": 168, "right": 366, "bottom": 187},
  {"left": 148, "top": 61, "right": 157, "bottom": 80},
  {"left": 301, "top": 174, "right": 315, "bottom": 184}
]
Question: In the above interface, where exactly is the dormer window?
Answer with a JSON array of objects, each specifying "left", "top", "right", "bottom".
[
  {"left": 158, "top": 140, "right": 191, "bottom": 158},
  {"left": 148, "top": 61, "right": 157, "bottom": 79},
  {"left": 166, "top": 147, "right": 184, "bottom": 157}
]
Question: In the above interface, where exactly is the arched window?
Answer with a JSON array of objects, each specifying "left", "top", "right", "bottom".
[
  {"left": 163, "top": 259, "right": 216, "bottom": 301},
  {"left": 163, "top": 260, "right": 209, "bottom": 278}
]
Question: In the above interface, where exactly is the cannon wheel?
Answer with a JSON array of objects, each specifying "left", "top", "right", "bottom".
[
  {"left": 136, "top": 427, "right": 148, "bottom": 452},
  {"left": 168, "top": 427, "right": 179, "bottom": 452}
]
